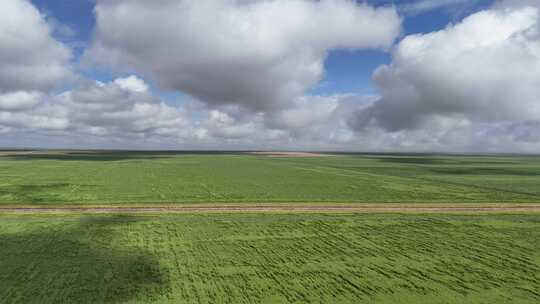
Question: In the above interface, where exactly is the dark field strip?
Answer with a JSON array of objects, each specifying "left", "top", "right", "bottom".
[{"left": 0, "top": 213, "right": 538, "bottom": 303}]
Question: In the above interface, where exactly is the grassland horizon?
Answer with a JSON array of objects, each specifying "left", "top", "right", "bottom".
[{"left": 1, "top": 150, "right": 539, "bottom": 206}]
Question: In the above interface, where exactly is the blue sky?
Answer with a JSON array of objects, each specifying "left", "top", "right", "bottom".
[{"left": 31, "top": 0, "right": 495, "bottom": 97}]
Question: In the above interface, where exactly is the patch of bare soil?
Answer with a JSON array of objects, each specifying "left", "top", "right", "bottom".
[
  {"left": 248, "top": 152, "right": 332, "bottom": 157},
  {"left": 0, "top": 150, "right": 35, "bottom": 156}
]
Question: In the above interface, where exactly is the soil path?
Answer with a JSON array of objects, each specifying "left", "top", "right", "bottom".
[
  {"left": 248, "top": 152, "right": 332, "bottom": 157},
  {"left": 1, "top": 203, "right": 540, "bottom": 213}
]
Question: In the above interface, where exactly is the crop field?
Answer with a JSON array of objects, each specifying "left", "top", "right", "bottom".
[
  {"left": 2, "top": 151, "right": 538, "bottom": 303},
  {"left": 0, "top": 213, "right": 538, "bottom": 303},
  {"left": 1, "top": 151, "right": 540, "bottom": 205}
]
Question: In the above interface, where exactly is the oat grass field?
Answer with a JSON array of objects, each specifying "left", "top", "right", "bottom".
[
  {"left": 1, "top": 151, "right": 540, "bottom": 205},
  {"left": 1, "top": 213, "right": 539, "bottom": 304},
  {"left": 1, "top": 151, "right": 539, "bottom": 303}
]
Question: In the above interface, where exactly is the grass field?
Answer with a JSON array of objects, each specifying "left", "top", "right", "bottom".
[
  {"left": 0, "top": 213, "right": 538, "bottom": 303},
  {"left": 1, "top": 151, "right": 540, "bottom": 205},
  {"left": 2, "top": 152, "right": 539, "bottom": 303}
]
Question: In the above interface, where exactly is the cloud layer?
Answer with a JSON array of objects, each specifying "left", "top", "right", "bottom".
[{"left": 2, "top": 0, "right": 540, "bottom": 152}]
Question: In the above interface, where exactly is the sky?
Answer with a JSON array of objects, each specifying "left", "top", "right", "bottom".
[{"left": 1, "top": 0, "right": 539, "bottom": 152}]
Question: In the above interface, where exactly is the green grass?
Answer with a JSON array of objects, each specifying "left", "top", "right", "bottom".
[
  {"left": 1, "top": 213, "right": 538, "bottom": 303},
  {"left": 1, "top": 151, "right": 540, "bottom": 204}
]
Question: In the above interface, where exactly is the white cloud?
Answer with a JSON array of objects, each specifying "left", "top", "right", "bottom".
[
  {"left": 0, "top": 76, "right": 187, "bottom": 142},
  {"left": 0, "top": 91, "right": 42, "bottom": 111},
  {"left": 188, "top": 94, "right": 373, "bottom": 150},
  {"left": 0, "top": 0, "right": 71, "bottom": 94},
  {"left": 0, "top": 0, "right": 72, "bottom": 135},
  {"left": 114, "top": 75, "right": 149, "bottom": 93},
  {"left": 0, "top": 110, "right": 69, "bottom": 131},
  {"left": 54, "top": 76, "right": 187, "bottom": 138},
  {"left": 269, "top": 95, "right": 340, "bottom": 130},
  {"left": 86, "top": 0, "right": 401, "bottom": 112},
  {"left": 352, "top": 3, "right": 540, "bottom": 132}
]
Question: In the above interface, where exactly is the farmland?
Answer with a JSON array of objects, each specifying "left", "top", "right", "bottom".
[
  {"left": 0, "top": 151, "right": 540, "bottom": 205},
  {"left": 1, "top": 151, "right": 539, "bottom": 303},
  {"left": 1, "top": 213, "right": 538, "bottom": 303}
]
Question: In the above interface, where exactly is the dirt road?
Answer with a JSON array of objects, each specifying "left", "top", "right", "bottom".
[{"left": 1, "top": 203, "right": 539, "bottom": 213}]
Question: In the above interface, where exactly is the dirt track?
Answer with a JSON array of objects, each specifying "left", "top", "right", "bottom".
[
  {"left": 1, "top": 203, "right": 540, "bottom": 213},
  {"left": 248, "top": 151, "right": 332, "bottom": 157}
]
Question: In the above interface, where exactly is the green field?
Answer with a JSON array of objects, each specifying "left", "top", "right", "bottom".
[
  {"left": 2, "top": 152, "right": 539, "bottom": 303},
  {"left": 1, "top": 151, "right": 540, "bottom": 205},
  {"left": 1, "top": 213, "right": 538, "bottom": 303}
]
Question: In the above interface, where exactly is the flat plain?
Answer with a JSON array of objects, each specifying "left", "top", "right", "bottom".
[
  {"left": 2, "top": 151, "right": 539, "bottom": 303},
  {"left": 1, "top": 213, "right": 539, "bottom": 304},
  {"left": 1, "top": 151, "right": 540, "bottom": 205}
]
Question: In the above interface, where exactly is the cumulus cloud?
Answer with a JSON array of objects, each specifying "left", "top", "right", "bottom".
[
  {"left": 86, "top": 0, "right": 401, "bottom": 111},
  {"left": 187, "top": 93, "right": 374, "bottom": 150},
  {"left": 0, "top": 0, "right": 72, "bottom": 135},
  {"left": 0, "top": 91, "right": 42, "bottom": 111},
  {"left": 0, "top": 76, "right": 187, "bottom": 142},
  {"left": 351, "top": 2, "right": 540, "bottom": 134},
  {"left": 113, "top": 76, "right": 150, "bottom": 93},
  {"left": 0, "top": 0, "right": 71, "bottom": 94},
  {"left": 53, "top": 76, "right": 187, "bottom": 138},
  {"left": 0, "top": 0, "right": 187, "bottom": 143}
]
